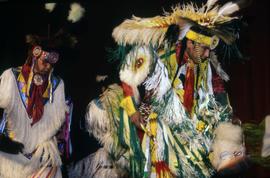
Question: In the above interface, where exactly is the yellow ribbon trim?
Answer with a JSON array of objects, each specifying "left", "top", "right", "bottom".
[
  {"left": 149, "top": 112, "right": 158, "bottom": 120},
  {"left": 42, "top": 83, "right": 51, "bottom": 98},
  {"left": 26, "top": 70, "right": 34, "bottom": 97},
  {"left": 8, "top": 131, "right": 15, "bottom": 139},
  {"left": 196, "top": 120, "right": 206, "bottom": 132},
  {"left": 140, "top": 112, "right": 158, "bottom": 138},
  {"left": 186, "top": 30, "right": 212, "bottom": 46},
  {"left": 17, "top": 73, "right": 27, "bottom": 93},
  {"left": 120, "top": 96, "right": 137, "bottom": 116}
]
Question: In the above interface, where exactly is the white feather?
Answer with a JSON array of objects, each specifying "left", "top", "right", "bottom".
[
  {"left": 119, "top": 46, "right": 152, "bottom": 103},
  {"left": 112, "top": 16, "right": 168, "bottom": 46},
  {"left": 143, "top": 59, "right": 171, "bottom": 101},
  {"left": 45, "top": 3, "right": 56, "bottom": 13},
  {"left": 85, "top": 100, "right": 110, "bottom": 142},
  {"left": 68, "top": 3, "right": 85, "bottom": 23},
  {"left": 218, "top": 2, "right": 240, "bottom": 16},
  {"left": 210, "top": 52, "right": 230, "bottom": 81},
  {"left": 206, "top": 0, "right": 218, "bottom": 12},
  {"left": 178, "top": 23, "right": 192, "bottom": 40}
]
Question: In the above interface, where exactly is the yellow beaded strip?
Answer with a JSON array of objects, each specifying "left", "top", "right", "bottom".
[{"left": 186, "top": 30, "right": 212, "bottom": 46}]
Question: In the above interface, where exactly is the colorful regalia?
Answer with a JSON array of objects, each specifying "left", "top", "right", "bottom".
[{"left": 70, "top": 0, "right": 248, "bottom": 178}]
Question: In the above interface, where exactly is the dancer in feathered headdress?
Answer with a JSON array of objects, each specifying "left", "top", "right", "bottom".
[
  {"left": 114, "top": 0, "right": 249, "bottom": 174},
  {"left": 0, "top": 3, "right": 84, "bottom": 177},
  {"left": 70, "top": 1, "right": 249, "bottom": 178},
  {"left": 0, "top": 31, "right": 67, "bottom": 178}
]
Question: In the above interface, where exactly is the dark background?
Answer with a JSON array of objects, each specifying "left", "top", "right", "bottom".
[{"left": 0, "top": 0, "right": 269, "bottom": 164}]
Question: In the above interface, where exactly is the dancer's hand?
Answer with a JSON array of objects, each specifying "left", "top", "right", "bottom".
[
  {"left": 0, "top": 134, "right": 24, "bottom": 154},
  {"left": 130, "top": 111, "right": 144, "bottom": 129}
]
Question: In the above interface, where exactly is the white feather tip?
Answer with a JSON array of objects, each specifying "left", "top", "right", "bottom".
[
  {"left": 218, "top": 2, "right": 240, "bottom": 16},
  {"left": 206, "top": 0, "right": 218, "bottom": 11},
  {"left": 68, "top": 3, "right": 85, "bottom": 23},
  {"left": 45, "top": 3, "right": 56, "bottom": 13}
]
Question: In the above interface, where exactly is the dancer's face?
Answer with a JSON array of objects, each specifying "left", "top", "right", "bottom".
[
  {"left": 186, "top": 39, "right": 210, "bottom": 63},
  {"left": 34, "top": 57, "right": 52, "bottom": 75}
]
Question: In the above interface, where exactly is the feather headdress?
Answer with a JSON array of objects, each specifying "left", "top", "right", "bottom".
[{"left": 112, "top": 0, "right": 247, "bottom": 47}]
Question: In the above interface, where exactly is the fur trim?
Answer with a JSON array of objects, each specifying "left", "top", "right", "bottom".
[
  {"left": 0, "top": 69, "right": 13, "bottom": 108},
  {"left": 0, "top": 138, "right": 62, "bottom": 178},
  {"left": 86, "top": 100, "right": 110, "bottom": 140},
  {"left": 85, "top": 101, "right": 115, "bottom": 152},
  {"left": 85, "top": 84, "right": 124, "bottom": 152},
  {"left": 211, "top": 122, "right": 245, "bottom": 169},
  {"left": 214, "top": 122, "right": 243, "bottom": 144}
]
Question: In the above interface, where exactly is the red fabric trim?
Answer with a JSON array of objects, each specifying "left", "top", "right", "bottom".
[
  {"left": 21, "top": 63, "right": 48, "bottom": 125},
  {"left": 136, "top": 128, "right": 144, "bottom": 143},
  {"left": 176, "top": 41, "right": 193, "bottom": 112},
  {"left": 154, "top": 161, "right": 174, "bottom": 177},
  {"left": 183, "top": 65, "right": 195, "bottom": 113},
  {"left": 121, "top": 83, "right": 145, "bottom": 142},
  {"left": 27, "top": 80, "right": 48, "bottom": 125},
  {"left": 21, "top": 63, "right": 31, "bottom": 82},
  {"left": 175, "top": 43, "right": 182, "bottom": 65},
  {"left": 121, "top": 82, "right": 134, "bottom": 96}
]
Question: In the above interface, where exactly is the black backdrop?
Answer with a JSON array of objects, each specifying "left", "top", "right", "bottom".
[{"left": 0, "top": 0, "right": 269, "bottom": 163}]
